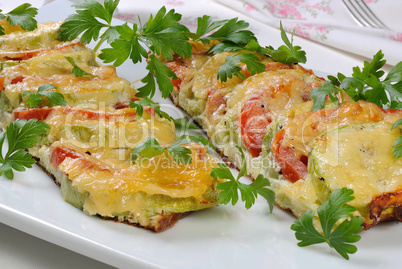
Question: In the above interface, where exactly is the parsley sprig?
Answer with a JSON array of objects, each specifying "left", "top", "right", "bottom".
[
  {"left": 131, "top": 134, "right": 215, "bottom": 165},
  {"left": 61, "top": 0, "right": 308, "bottom": 98},
  {"left": 59, "top": 0, "right": 120, "bottom": 52},
  {"left": 98, "top": 7, "right": 191, "bottom": 98},
  {"left": 173, "top": 117, "right": 198, "bottom": 131},
  {"left": 206, "top": 22, "right": 307, "bottom": 82},
  {"left": 22, "top": 83, "right": 67, "bottom": 108},
  {"left": 0, "top": 3, "right": 38, "bottom": 35},
  {"left": 212, "top": 146, "right": 275, "bottom": 211},
  {"left": 217, "top": 52, "right": 266, "bottom": 82},
  {"left": 264, "top": 22, "right": 307, "bottom": 65},
  {"left": 129, "top": 97, "right": 172, "bottom": 121},
  {"left": 65, "top": 56, "right": 96, "bottom": 77},
  {"left": 189, "top": 16, "right": 256, "bottom": 45},
  {"left": 0, "top": 119, "right": 50, "bottom": 179},
  {"left": 291, "top": 188, "right": 363, "bottom": 260},
  {"left": 310, "top": 50, "right": 402, "bottom": 111},
  {"left": 391, "top": 118, "right": 402, "bottom": 159}
]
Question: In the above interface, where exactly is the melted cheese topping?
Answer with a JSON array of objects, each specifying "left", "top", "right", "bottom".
[
  {"left": 43, "top": 106, "right": 176, "bottom": 149},
  {"left": 0, "top": 21, "right": 65, "bottom": 53},
  {"left": 55, "top": 141, "right": 218, "bottom": 216},
  {"left": 310, "top": 122, "right": 402, "bottom": 212},
  {"left": 4, "top": 72, "right": 136, "bottom": 108},
  {"left": 281, "top": 101, "right": 402, "bottom": 158},
  {"left": 1, "top": 44, "right": 97, "bottom": 82},
  {"left": 226, "top": 69, "right": 317, "bottom": 117}
]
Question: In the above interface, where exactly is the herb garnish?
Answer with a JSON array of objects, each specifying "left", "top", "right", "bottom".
[
  {"left": 0, "top": 119, "right": 50, "bottom": 179},
  {"left": 22, "top": 83, "right": 67, "bottom": 108},
  {"left": 206, "top": 22, "right": 307, "bottom": 82},
  {"left": 131, "top": 134, "right": 215, "bottom": 165},
  {"left": 391, "top": 118, "right": 402, "bottom": 159},
  {"left": 213, "top": 146, "right": 275, "bottom": 211},
  {"left": 59, "top": 0, "right": 120, "bottom": 52},
  {"left": 60, "top": 1, "right": 307, "bottom": 98},
  {"left": 129, "top": 97, "right": 172, "bottom": 121},
  {"left": 291, "top": 188, "right": 363, "bottom": 260},
  {"left": 0, "top": 3, "right": 38, "bottom": 35},
  {"left": 310, "top": 50, "right": 402, "bottom": 111},
  {"left": 65, "top": 56, "right": 96, "bottom": 77}
]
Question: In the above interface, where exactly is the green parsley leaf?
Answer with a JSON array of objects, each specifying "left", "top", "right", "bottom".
[
  {"left": 213, "top": 146, "right": 275, "bottom": 210},
  {"left": 98, "top": 6, "right": 191, "bottom": 98},
  {"left": 309, "top": 81, "right": 340, "bottom": 111},
  {"left": 59, "top": 0, "right": 119, "bottom": 50},
  {"left": 173, "top": 117, "right": 199, "bottom": 131},
  {"left": 217, "top": 52, "right": 266, "bottom": 82},
  {"left": 252, "top": 174, "right": 275, "bottom": 212},
  {"left": 99, "top": 6, "right": 191, "bottom": 66},
  {"left": 0, "top": 119, "right": 50, "bottom": 179},
  {"left": 203, "top": 20, "right": 306, "bottom": 82},
  {"left": 191, "top": 16, "right": 256, "bottom": 45},
  {"left": 188, "top": 135, "right": 217, "bottom": 150},
  {"left": 129, "top": 97, "right": 172, "bottom": 121},
  {"left": 98, "top": 23, "right": 148, "bottom": 66},
  {"left": 136, "top": 55, "right": 177, "bottom": 98},
  {"left": 211, "top": 163, "right": 239, "bottom": 205},
  {"left": 207, "top": 41, "right": 245, "bottom": 54},
  {"left": 130, "top": 137, "right": 164, "bottom": 164},
  {"left": 213, "top": 162, "right": 275, "bottom": 210},
  {"left": 65, "top": 56, "right": 96, "bottom": 77},
  {"left": 264, "top": 22, "right": 306, "bottom": 64},
  {"left": 140, "top": 7, "right": 191, "bottom": 60},
  {"left": 311, "top": 50, "right": 402, "bottom": 110},
  {"left": 131, "top": 134, "right": 216, "bottom": 165},
  {"left": 187, "top": 15, "right": 226, "bottom": 40},
  {"left": 391, "top": 118, "right": 402, "bottom": 159},
  {"left": 291, "top": 188, "right": 364, "bottom": 260},
  {"left": 0, "top": 3, "right": 38, "bottom": 35},
  {"left": 22, "top": 83, "right": 67, "bottom": 108},
  {"left": 167, "top": 135, "right": 193, "bottom": 165}
]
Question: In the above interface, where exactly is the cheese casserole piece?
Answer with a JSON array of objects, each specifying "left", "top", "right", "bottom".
[
  {"left": 162, "top": 41, "right": 402, "bottom": 229},
  {"left": 0, "top": 20, "right": 222, "bottom": 232},
  {"left": 13, "top": 106, "right": 221, "bottom": 231}
]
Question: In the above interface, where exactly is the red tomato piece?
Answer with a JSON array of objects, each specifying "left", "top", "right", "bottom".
[
  {"left": 11, "top": 76, "right": 25, "bottom": 84},
  {"left": 271, "top": 129, "right": 308, "bottom": 183},
  {"left": 239, "top": 94, "right": 273, "bottom": 157},
  {"left": 13, "top": 108, "right": 54, "bottom": 121},
  {"left": 51, "top": 146, "right": 82, "bottom": 167},
  {"left": 0, "top": 76, "right": 4, "bottom": 91}
]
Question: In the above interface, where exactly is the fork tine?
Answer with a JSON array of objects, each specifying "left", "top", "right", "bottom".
[
  {"left": 355, "top": 0, "right": 389, "bottom": 29},
  {"left": 342, "top": 0, "right": 389, "bottom": 30},
  {"left": 343, "top": 0, "right": 371, "bottom": 27}
]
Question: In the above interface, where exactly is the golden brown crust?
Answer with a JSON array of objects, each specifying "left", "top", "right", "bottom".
[
  {"left": 32, "top": 156, "right": 189, "bottom": 232},
  {"left": 366, "top": 189, "right": 402, "bottom": 230},
  {"left": 101, "top": 212, "right": 190, "bottom": 233}
]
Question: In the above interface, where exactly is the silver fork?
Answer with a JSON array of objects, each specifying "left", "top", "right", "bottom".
[{"left": 342, "top": 0, "right": 389, "bottom": 30}]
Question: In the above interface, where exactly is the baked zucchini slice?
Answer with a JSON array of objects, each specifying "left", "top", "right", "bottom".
[{"left": 309, "top": 122, "right": 402, "bottom": 229}]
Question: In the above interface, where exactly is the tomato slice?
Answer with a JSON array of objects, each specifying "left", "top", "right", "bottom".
[
  {"left": 165, "top": 56, "right": 185, "bottom": 91},
  {"left": 271, "top": 129, "right": 308, "bottom": 182},
  {"left": 0, "top": 76, "right": 4, "bottom": 91},
  {"left": 11, "top": 76, "right": 25, "bottom": 84},
  {"left": 239, "top": 94, "right": 273, "bottom": 157},
  {"left": 51, "top": 146, "right": 82, "bottom": 167},
  {"left": 51, "top": 146, "right": 110, "bottom": 172},
  {"left": 2, "top": 42, "right": 81, "bottom": 62},
  {"left": 13, "top": 108, "right": 54, "bottom": 121}
]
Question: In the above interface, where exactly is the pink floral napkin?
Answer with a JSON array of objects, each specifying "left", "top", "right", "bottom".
[{"left": 213, "top": 0, "right": 402, "bottom": 66}]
